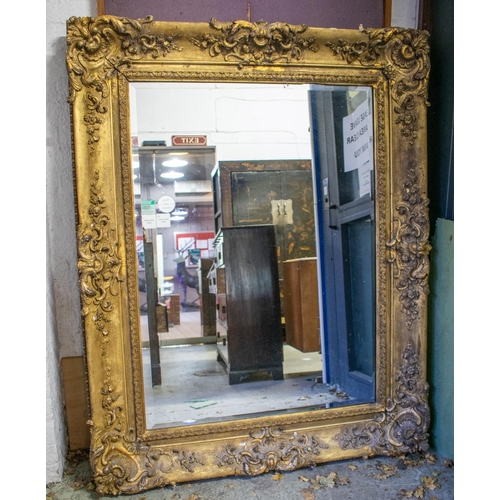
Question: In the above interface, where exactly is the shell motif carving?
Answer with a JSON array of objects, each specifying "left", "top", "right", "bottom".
[
  {"left": 326, "top": 27, "right": 430, "bottom": 144},
  {"left": 217, "top": 427, "right": 328, "bottom": 475},
  {"left": 190, "top": 18, "right": 319, "bottom": 67},
  {"left": 387, "top": 166, "right": 431, "bottom": 329},
  {"left": 335, "top": 341, "right": 430, "bottom": 455},
  {"left": 66, "top": 16, "right": 181, "bottom": 150}
]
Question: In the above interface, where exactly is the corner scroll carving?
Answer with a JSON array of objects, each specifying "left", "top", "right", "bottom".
[
  {"left": 190, "top": 18, "right": 319, "bottom": 68},
  {"left": 387, "top": 166, "right": 431, "bottom": 329},
  {"left": 218, "top": 427, "right": 328, "bottom": 475},
  {"left": 90, "top": 426, "right": 204, "bottom": 495},
  {"left": 335, "top": 341, "right": 430, "bottom": 455},
  {"left": 326, "top": 27, "right": 430, "bottom": 144},
  {"left": 66, "top": 16, "right": 181, "bottom": 151}
]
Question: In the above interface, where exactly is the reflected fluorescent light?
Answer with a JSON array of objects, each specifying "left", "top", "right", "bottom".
[
  {"left": 171, "top": 209, "right": 188, "bottom": 216},
  {"left": 170, "top": 215, "right": 186, "bottom": 221},
  {"left": 160, "top": 171, "right": 185, "bottom": 179},
  {"left": 132, "top": 174, "right": 138, "bottom": 180},
  {"left": 162, "top": 158, "right": 188, "bottom": 167}
]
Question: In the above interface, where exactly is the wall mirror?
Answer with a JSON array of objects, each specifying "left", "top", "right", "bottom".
[{"left": 67, "top": 16, "right": 431, "bottom": 495}]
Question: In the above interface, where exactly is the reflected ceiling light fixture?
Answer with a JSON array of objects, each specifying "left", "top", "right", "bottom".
[
  {"left": 171, "top": 209, "right": 188, "bottom": 216},
  {"left": 162, "top": 158, "right": 188, "bottom": 167},
  {"left": 160, "top": 171, "right": 185, "bottom": 179},
  {"left": 170, "top": 215, "right": 186, "bottom": 221}
]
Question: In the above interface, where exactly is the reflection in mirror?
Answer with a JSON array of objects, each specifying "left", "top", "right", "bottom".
[
  {"left": 129, "top": 82, "right": 375, "bottom": 429},
  {"left": 310, "top": 86, "right": 376, "bottom": 402}
]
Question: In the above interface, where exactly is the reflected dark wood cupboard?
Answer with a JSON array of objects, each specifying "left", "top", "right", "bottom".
[{"left": 215, "top": 225, "right": 283, "bottom": 385}]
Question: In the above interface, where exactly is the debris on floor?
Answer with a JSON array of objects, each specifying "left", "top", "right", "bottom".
[
  {"left": 187, "top": 399, "right": 218, "bottom": 409},
  {"left": 46, "top": 449, "right": 454, "bottom": 500},
  {"left": 193, "top": 369, "right": 225, "bottom": 377}
]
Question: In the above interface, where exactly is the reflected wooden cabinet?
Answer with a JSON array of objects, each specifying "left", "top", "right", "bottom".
[
  {"left": 215, "top": 225, "right": 283, "bottom": 385},
  {"left": 283, "top": 257, "right": 320, "bottom": 353},
  {"left": 212, "top": 160, "right": 316, "bottom": 276}
]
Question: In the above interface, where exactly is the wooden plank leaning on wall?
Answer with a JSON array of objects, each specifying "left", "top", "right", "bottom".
[{"left": 60, "top": 357, "right": 90, "bottom": 450}]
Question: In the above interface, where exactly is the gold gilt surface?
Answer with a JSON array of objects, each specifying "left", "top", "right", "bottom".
[{"left": 66, "top": 16, "right": 431, "bottom": 495}]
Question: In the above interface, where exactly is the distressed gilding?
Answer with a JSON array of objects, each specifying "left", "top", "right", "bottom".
[{"left": 67, "top": 16, "right": 431, "bottom": 495}]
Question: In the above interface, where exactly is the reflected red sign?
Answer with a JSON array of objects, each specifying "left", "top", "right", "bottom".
[{"left": 172, "top": 135, "right": 207, "bottom": 146}]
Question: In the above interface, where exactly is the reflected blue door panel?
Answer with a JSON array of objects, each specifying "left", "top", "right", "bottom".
[{"left": 309, "top": 86, "right": 375, "bottom": 402}]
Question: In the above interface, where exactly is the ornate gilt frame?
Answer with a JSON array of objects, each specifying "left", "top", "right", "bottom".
[{"left": 66, "top": 16, "right": 431, "bottom": 495}]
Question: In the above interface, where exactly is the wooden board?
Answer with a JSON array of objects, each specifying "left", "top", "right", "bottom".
[{"left": 60, "top": 356, "right": 90, "bottom": 450}]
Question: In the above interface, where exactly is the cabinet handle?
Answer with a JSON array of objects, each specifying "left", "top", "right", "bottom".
[
  {"left": 283, "top": 202, "right": 287, "bottom": 216},
  {"left": 277, "top": 203, "right": 281, "bottom": 216}
]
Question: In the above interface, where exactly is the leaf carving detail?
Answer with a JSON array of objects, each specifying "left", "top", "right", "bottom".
[
  {"left": 77, "top": 170, "right": 123, "bottom": 317},
  {"left": 387, "top": 166, "right": 431, "bottom": 329},
  {"left": 326, "top": 27, "right": 430, "bottom": 144},
  {"left": 218, "top": 427, "right": 328, "bottom": 475},
  {"left": 191, "top": 18, "right": 318, "bottom": 67},
  {"left": 66, "top": 16, "right": 180, "bottom": 151},
  {"left": 335, "top": 341, "right": 430, "bottom": 455}
]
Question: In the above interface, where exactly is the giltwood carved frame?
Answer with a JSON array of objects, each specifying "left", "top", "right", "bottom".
[{"left": 66, "top": 16, "right": 431, "bottom": 495}]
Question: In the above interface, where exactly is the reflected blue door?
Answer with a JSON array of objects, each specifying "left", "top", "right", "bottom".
[{"left": 309, "top": 86, "right": 376, "bottom": 402}]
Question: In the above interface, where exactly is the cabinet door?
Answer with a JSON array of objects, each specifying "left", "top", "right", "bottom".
[
  {"left": 230, "top": 171, "right": 280, "bottom": 226},
  {"left": 231, "top": 170, "right": 285, "bottom": 268},
  {"left": 280, "top": 169, "right": 316, "bottom": 262},
  {"left": 230, "top": 169, "right": 316, "bottom": 266}
]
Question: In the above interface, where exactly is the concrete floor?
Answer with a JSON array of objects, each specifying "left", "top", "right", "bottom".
[
  {"left": 143, "top": 343, "right": 339, "bottom": 428},
  {"left": 46, "top": 449, "right": 454, "bottom": 499}
]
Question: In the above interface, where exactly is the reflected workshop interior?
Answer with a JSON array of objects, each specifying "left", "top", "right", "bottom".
[{"left": 132, "top": 83, "right": 375, "bottom": 429}]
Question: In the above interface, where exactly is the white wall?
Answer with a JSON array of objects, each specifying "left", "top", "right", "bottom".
[
  {"left": 133, "top": 83, "right": 312, "bottom": 161},
  {"left": 46, "top": 0, "right": 96, "bottom": 484},
  {"left": 45, "top": 0, "right": 418, "bottom": 485}
]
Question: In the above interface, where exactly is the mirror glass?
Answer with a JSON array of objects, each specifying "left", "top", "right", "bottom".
[{"left": 129, "top": 82, "right": 375, "bottom": 429}]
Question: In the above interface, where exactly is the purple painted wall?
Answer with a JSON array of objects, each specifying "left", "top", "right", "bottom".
[{"left": 103, "top": 0, "right": 384, "bottom": 29}]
